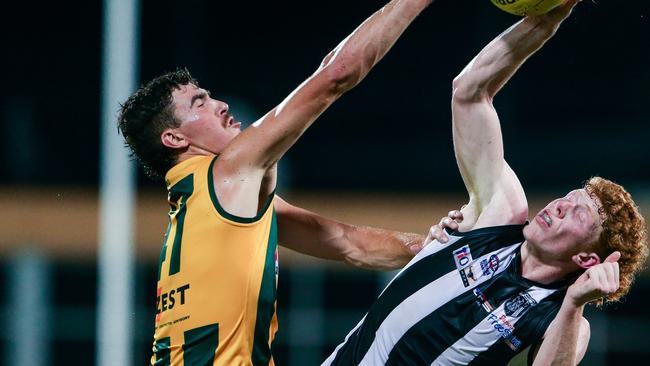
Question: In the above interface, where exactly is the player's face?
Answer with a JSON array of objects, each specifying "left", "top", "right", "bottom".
[
  {"left": 523, "top": 189, "right": 604, "bottom": 259},
  {"left": 171, "top": 84, "right": 242, "bottom": 154}
]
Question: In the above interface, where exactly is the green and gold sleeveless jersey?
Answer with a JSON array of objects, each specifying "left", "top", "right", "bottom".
[{"left": 151, "top": 155, "right": 278, "bottom": 366}]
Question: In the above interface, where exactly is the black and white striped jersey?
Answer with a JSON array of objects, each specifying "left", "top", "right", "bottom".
[{"left": 323, "top": 224, "right": 568, "bottom": 366}]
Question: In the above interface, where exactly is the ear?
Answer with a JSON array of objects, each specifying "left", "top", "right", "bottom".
[
  {"left": 161, "top": 128, "right": 189, "bottom": 149},
  {"left": 571, "top": 252, "right": 602, "bottom": 269}
]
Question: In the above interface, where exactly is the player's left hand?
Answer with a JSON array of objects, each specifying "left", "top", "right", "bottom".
[
  {"left": 566, "top": 251, "right": 620, "bottom": 307},
  {"left": 424, "top": 209, "right": 464, "bottom": 247}
]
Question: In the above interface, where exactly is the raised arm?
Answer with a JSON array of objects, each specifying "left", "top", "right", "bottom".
[
  {"left": 275, "top": 196, "right": 424, "bottom": 270},
  {"left": 215, "top": 0, "right": 432, "bottom": 215},
  {"left": 531, "top": 251, "right": 621, "bottom": 366},
  {"left": 450, "top": 0, "right": 580, "bottom": 228}
]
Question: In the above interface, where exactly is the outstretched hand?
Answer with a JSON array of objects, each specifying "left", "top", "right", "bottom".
[
  {"left": 567, "top": 251, "right": 621, "bottom": 307},
  {"left": 423, "top": 210, "right": 464, "bottom": 247},
  {"left": 532, "top": 0, "right": 581, "bottom": 25}
]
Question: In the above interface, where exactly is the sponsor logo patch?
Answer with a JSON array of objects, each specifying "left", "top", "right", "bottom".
[
  {"left": 504, "top": 292, "right": 537, "bottom": 317},
  {"left": 459, "top": 265, "right": 478, "bottom": 287},
  {"left": 459, "top": 252, "right": 500, "bottom": 288},
  {"left": 453, "top": 245, "right": 473, "bottom": 270},
  {"left": 156, "top": 283, "right": 190, "bottom": 322},
  {"left": 473, "top": 287, "right": 494, "bottom": 313},
  {"left": 480, "top": 254, "right": 500, "bottom": 276},
  {"left": 487, "top": 313, "right": 522, "bottom": 351}
]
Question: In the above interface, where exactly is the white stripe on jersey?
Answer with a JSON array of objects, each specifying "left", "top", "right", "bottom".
[
  {"left": 321, "top": 235, "right": 464, "bottom": 366},
  {"left": 357, "top": 243, "right": 521, "bottom": 366},
  {"left": 381, "top": 234, "right": 462, "bottom": 297},
  {"left": 431, "top": 286, "right": 558, "bottom": 365}
]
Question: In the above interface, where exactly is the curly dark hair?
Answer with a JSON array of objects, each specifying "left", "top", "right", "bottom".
[
  {"left": 117, "top": 68, "right": 198, "bottom": 178},
  {"left": 585, "top": 176, "right": 648, "bottom": 305}
]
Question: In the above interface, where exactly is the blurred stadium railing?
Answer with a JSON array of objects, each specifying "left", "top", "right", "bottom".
[{"left": 1, "top": 188, "right": 649, "bottom": 365}]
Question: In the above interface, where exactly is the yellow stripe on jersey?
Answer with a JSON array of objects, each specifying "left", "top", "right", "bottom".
[{"left": 151, "top": 155, "right": 278, "bottom": 366}]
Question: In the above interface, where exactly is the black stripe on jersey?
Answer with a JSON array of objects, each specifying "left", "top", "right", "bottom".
[
  {"left": 445, "top": 224, "right": 526, "bottom": 243},
  {"left": 387, "top": 262, "right": 528, "bottom": 365},
  {"left": 330, "top": 225, "right": 525, "bottom": 365},
  {"left": 252, "top": 210, "right": 279, "bottom": 366},
  {"left": 465, "top": 293, "right": 563, "bottom": 366},
  {"left": 385, "top": 253, "right": 565, "bottom": 366},
  {"left": 153, "top": 337, "right": 170, "bottom": 366},
  {"left": 207, "top": 156, "right": 275, "bottom": 224},
  {"left": 168, "top": 174, "right": 194, "bottom": 275},
  {"left": 386, "top": 290, "right": 483, "bottom": 365},
  {"left": 183, "top": 323, "right": 220, "bottom": 366}
]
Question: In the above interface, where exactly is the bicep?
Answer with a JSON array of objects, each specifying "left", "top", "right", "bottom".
[
  {"left": 221, "top": 67, "right": 343, "bottom": 172},
  {"left": 275, "top": 196, "right": 346, "bottom": 260},
  {"left": 451, "top": 100, "right": 527, "bottom": 226},
  {"left": 452, "top": 98, "right": 506, "bottom": 204},
  {"left": 213, "top": 72, "right": 343, "bottom": 213}
]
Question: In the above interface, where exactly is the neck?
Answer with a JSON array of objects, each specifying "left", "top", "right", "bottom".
[
  {"left": 176, "top": 145, "right": 216, "bottom": 163},
  {"left": 520, "top": 241, "right": 579, "bottom": 285}
]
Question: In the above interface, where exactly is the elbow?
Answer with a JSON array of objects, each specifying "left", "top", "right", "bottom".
[
  {"left": 451, "top": 73, "right": 491, "bottom": 106},
  {"left": 320, "top": 48, "right": 365, "bottom": 94},
  {"left": 323, "top": 60, "right": 360, "bottom": 94}
]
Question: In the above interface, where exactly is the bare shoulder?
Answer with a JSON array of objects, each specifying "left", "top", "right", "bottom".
[{"left": 210, "top": 151, "right": 269, "bottom": 218}]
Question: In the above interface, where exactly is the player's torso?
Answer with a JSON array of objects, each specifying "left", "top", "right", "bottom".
[
  {"left": 152, "top": 155, "right": 278, "bottom": 366},
  {"left": 325, "top": 225, "right": 565, "bottom": 366}
]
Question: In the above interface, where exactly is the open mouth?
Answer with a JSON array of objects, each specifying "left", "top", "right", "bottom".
[
  {"left": 227, "top": 116, "right": 241, "bottom": 129},
  {"left": 537, "top": 210, "right": 552, "bottom": 228}
]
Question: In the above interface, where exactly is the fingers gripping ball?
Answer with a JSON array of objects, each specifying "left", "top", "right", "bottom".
[{"left": 491, "top": 0, "right": 564, "bottom": 16}]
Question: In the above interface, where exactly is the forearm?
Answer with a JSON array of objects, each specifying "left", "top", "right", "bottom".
[
  {"left": 453, "top": 18, "right": 558, "bottom": 101},
  {"left": 343, "top": 225, "right": 422, "bottom": 270},
  {"left": 533, "top": 250, "right": 623, "bottom": 365},
  {"left": 276, "top": 199, "right": 421, "bottom": 270},
  {"left": 225, "top": 0, "right": 432, "bottom": 171},
  {"left": 532, "top": 298, "right": 584, "bottom": 366},
  {"left": 449, "top": 4, "right": 577, "bottom": 206},
  {"left": 323, "top": 0, "right": 432, "bottom": 90}
]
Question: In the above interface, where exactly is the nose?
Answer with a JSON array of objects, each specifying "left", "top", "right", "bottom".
[
  {"left": 555, "top": 200, "right": 572, "bottom": 219},
  {"left": 216, "top": 101, "right": 229, "bottom": 116}
]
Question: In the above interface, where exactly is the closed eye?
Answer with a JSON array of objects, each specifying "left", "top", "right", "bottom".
[{"left": 190, "top": 92, "right": 208, "bottom": 108}]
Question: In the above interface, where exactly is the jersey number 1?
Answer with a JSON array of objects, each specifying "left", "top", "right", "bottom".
[{"left": 159, "top": 174, "right": 194, "bottom": 279}]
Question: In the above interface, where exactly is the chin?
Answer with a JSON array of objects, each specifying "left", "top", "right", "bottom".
[
  {"left": 522, "top": 222, "right": 544, "bottom": 244},
  {"left": 522, "top": 222, "right": 534, "bottom": 239}
]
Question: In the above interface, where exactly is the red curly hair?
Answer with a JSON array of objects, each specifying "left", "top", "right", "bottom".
[{"left": 585, "top": 177, "right": 648, "bottom": 304}]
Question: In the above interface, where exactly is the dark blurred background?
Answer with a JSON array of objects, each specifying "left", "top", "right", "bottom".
[
  {"left": 3, "top": 0, "right": 649, "bottom": 191},
  {"left": 1, "top": 0, "right": 649, "bottom": 365}
]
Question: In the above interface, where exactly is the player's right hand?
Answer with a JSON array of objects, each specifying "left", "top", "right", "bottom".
[
  {"left": 566, "top": 251, "right": 620, "bottom": 307},
  {"left": 537, "top": 0, "right": 581, "bottom": 25},
  {"left": 424, "top": 210, "right": 464, "bottom": 246}
]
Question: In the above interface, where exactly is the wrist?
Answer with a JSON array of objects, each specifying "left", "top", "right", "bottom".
[
  {"left": 563, "top": 292, "right": 587, "bottom": 312},
  {"left": 526, "top": 16, "right": 560, "bottom": 38}
]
